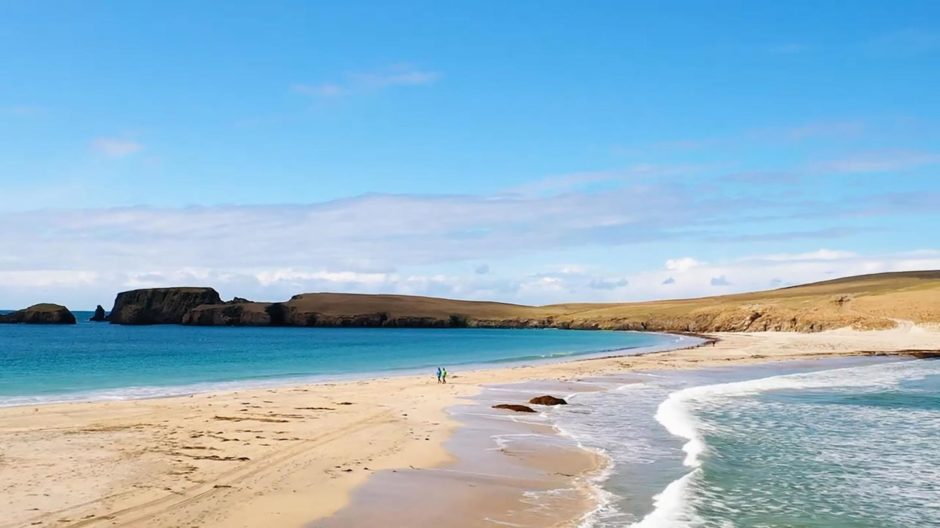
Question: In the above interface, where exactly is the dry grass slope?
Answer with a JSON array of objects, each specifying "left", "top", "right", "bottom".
[{"left": 264, "top": 270, "right": 940, "bottom": 332}]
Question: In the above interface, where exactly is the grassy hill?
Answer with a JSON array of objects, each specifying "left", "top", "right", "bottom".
[
  {"left": 541, "top": 270, "right": 940, "bottom": 332},
  {"left": 183, "top": 270, "right": 940, "bottom": 332}
]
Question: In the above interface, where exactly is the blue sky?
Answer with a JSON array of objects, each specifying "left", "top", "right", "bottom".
[{"left": 1, "top": 1, "right": 938, "bottom": 308}]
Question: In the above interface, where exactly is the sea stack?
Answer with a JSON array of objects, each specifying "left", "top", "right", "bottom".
[
  {"left": 0, "top": 303, "right": 77, "bottom": 324},
  {"left": 108, "top": 287, "right": 223, "bottom": 325},
  {"left": 90, "top": 305, "right": 108, "bottom": 322}
]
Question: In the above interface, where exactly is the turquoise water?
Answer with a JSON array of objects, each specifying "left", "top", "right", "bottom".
[
  {"left": 0, "top": 312, "right": 677, "bottom": 407},
  {"left": 550, "top": 358, "right": 940, "bottom": 528},
  {"left": 682, "top": 359, "right": 940, "bottom": 528}
]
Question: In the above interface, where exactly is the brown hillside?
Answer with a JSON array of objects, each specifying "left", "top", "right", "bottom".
[{"left": 179, "top": 270, "right": 940, "bottom": 331}]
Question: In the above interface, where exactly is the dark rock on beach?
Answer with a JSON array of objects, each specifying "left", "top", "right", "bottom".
[
  {"left": 0, "top": 303, "right": 76, "bottom": 324},
  {"left": 529, "top": 395, "right": 567, "bottom": 406},
  {"left": 109, "top": 287, "right": 222, "bottom": 325},
  {"left": 492, "top": 404, "right": 537, "bottom": 413},
  {"left": 90, "top": 304, "right": 108, "bottom": 322}
]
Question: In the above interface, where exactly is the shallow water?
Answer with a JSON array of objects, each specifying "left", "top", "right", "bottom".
[
  {"left": 545, "top": 358, "right": 940, "bottom": 528},
  {"left": 0, "top": 314, "right": 681, "bottom": 406}
]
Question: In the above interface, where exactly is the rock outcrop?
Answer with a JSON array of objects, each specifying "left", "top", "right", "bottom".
[
  {"left": 182, "top": 302, "right": 274, "bottom": 326},
  {"left": 90, "top": 305, "right": 107, "bottom": 322},
  {"left": 0, "top": 304, "right": 76, "bottom": 324},
  {"left": 529, "top": 395, "right": 567, "bottom": 406},
  {"left": 109, "top": 287, "right": 222, "bottom": 325},
  {"left": 492, "top": 404, "right": 537, "bottom": 413},
  {"left": 93, "top": 271, "right": 940, "bottom": 330}
]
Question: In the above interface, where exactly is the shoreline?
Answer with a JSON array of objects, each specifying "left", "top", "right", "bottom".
[
  {"left": 1, "top": 324, "right": 938, "bottom": 527},
  {"left": 0, "top": 330, "right": 695, "bottom": 410}
]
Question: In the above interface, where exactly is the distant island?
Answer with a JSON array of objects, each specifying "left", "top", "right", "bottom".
[
  {"left": 0, "top": 303, "right": 76, "bottom": 324},
  {"left": 6, "top": 270, "right": 937, "bottom": 332}
]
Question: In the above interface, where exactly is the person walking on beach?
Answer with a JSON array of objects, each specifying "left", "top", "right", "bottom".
[
  {"left": 436, "top": 366, "right": 442, "bottom": 384},
  {"left": 441, "top": 367, "right": 448, "bottom": 384}
]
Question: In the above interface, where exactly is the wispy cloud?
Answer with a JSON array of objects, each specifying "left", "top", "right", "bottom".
[
  {"left": 868, "top": 29, "right": 940, "bottom": 56},
  {"left": 812, "top": 150, "right": 940, "bottom": 174},
  {"left": 508, "top": 163, "right": 715, "bottom": 196},
  {"left": 352, "top": 64, "right": 441, "bottom": 88},
  {"left": 0, "top": 183, "right": 935, "bottom": 307},
  {"left": 620, "top": 118, "right": 868, "bottom": 157},
  {"left": 90, "top": 138, "right": 144, "bottom": 158},
  {"left": 292, "top": 63, "right": 440, "bottom": 99},
  {"left": 0, "top": 105, "right": 47, "bottom": 117},
  {"left": 749, "top": 120, "right": 866, "bottom": 142},
  {"left": 768, "top": 43, "right": 810, "bottom": 55},
  {"left": 705, "top": 227, "right": 869, "bottom": 243}
]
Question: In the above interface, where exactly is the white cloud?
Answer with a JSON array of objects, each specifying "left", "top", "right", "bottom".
[
  {"left": 710, "top": 275, "right": 732, "bottom": 286},
  {"left": 255, "top": 269, "right": 390, "bottom": 287},
  {"left": 665, "top": 257, "right": 703, "bottom": 272},
  {"left": 0, "top": 182, "right": 936, "bottom": 307},
  {"left": 91, "top": 138, "right": 143, "bottom": 158}
]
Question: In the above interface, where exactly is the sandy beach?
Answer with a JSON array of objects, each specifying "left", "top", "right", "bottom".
[{"left": 2, "top": 322, "right": 939, "bottom": 528}]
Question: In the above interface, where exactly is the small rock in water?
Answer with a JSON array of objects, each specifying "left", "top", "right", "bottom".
[
  {"left": 492, "top": 404, "right": 537, "bottom": 413},
  {"left": 90, "top": 304, "right": 108, "bottom": 322},
  {"left": 529, "top": 395, "right": 567, "bottom": 406}
]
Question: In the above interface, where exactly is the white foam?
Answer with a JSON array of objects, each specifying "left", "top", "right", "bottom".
[
  {"left": 655, "top": 391, "right": 707, "bottom": 468},
  {"left": 630, "top": 469, "right": 701, "bottom": 528},
  {"left": 632, "top": 359, "right": 933, "bottom": 527}
]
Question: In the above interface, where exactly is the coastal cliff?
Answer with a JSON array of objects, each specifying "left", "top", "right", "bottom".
[
  {"left": 181, "top": 293, "right": 549, "bottom": 328},
  {"left": 108, "top": 287, "right": 222, "bottom": 325},
  {"left": 0, "top": 304, "right": 76, "bottom": 324},
  {"left": 108, "top": 271, "right": 940, "bottom": 332}
]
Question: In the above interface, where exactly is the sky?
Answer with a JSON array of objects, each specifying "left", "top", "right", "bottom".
[{"left": 1, "top": 1, "right": 939, "bottom": 309}]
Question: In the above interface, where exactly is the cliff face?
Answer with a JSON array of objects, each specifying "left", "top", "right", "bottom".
[
  {"left": 0, "top": 304, "right": 76, "bottom": 324},
  {"left": 182, "top": 302, "right": 274, "bottom": 326},
  {"left": 109, "top": 287, "right": 222, "bottom": 325},
  {"left": 103, "top": 271, "right": 940, "bottom": 331}
]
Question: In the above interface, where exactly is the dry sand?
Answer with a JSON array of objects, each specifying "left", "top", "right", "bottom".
[{"left": 1, "top": 322, "right": 938, "bottom": 528}]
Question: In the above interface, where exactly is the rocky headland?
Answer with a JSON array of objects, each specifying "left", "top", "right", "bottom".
[
  {"left": 90, "top": 270, "right": 940, "bottom": 332},
  {"left": 0, "top": 303, "right": 76, "bottom": 324},
  {"left": 108, "top": 287, "right": 222, "bottom": 325}
]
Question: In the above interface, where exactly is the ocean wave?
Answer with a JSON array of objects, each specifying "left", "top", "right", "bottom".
[
  {"left": 634, "top": 359, "right": 935, "bottom": 527},
  {"left": 630, "top": 469, "right": 702, "bottom": 527}
]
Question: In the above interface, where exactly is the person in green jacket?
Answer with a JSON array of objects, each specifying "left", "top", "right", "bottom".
[{"left": 441, "top": 367, "right": 448, "bottom": 384}]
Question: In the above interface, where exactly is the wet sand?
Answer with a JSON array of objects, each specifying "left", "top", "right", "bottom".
[{"left": 314, "top": 379, "right": 608, "bottom": 528}]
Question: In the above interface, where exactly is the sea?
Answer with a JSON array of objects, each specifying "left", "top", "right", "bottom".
[
  {"left": 543, "top": 357, "right": 940, "bottom": 528},
  {"left": 0, "top": 311, "right": 682, "bottom": 407}
]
